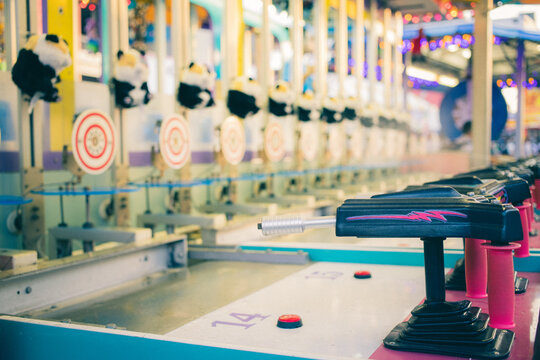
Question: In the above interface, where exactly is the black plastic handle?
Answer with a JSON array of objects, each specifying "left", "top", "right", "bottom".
[{"left": 336, "top": 188, "right": 522, "bottom": 243}]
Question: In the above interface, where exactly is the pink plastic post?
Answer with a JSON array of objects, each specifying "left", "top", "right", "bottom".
[
  {"left": 525, "top": 198, "right": 534, "bottom": 232},
  {"left": 535, "top": 180, "right": 540, "bottom": 207},
  {"left": 530, "top": 185, "right": 537, "bottom": 207},
  {"left": 483, "top": 242, "right": 521, "bottom": 329},
  {"left": 465, "top": 238, "right": 487, "bottom": 298},
  {"left": 514, "top": 204, "right": 530, "bottom": 258}
]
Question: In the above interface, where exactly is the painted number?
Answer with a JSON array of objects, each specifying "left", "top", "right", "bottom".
[
  {"left": 211, "top": 313, "right": 269, "bottom": 330},
  {"left": 305, "top": 271, "right": 343, "bottom": 280}
]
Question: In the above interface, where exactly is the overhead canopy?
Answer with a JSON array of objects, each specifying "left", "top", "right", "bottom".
[{"left": 404, "top": 19, "right": 540, "bottom": 42}]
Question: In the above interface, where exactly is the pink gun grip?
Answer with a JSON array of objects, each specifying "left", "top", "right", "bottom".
[
  {"left": 514, "top": 204, "right": 530, "bottom": 258},
  {"left": 465, "top": 238, "right": 487, "bottom": 298},
  {"left": 483, "top": 242, "right": 520, "bottom": 329}
]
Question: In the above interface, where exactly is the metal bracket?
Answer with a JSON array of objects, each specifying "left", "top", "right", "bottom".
[
  {"left": 113, "top": 164, "right": 130, "bottom": 227},
  {"left": 21, "top": 167, "right": 45, "bottom": 256}
]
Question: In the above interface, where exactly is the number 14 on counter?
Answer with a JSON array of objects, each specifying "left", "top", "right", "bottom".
[{"left": 211, "top": 313, "right": 270, "bottom": 330}]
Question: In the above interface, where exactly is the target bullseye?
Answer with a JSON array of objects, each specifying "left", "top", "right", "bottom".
[
  {"left": 159, "top": 114, "right": 190, "bottom": 169},
  {"left": 72, "top": 110, "right": 117, "bottom": 175},
  {"left": 264, "top": 120, "right": 285, "bottom": 162},
  {"left": 220, "top": 116, "right": 246, "bottom": 166}
]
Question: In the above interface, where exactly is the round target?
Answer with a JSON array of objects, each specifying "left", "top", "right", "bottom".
[
  {"left": 72, "top": 110, "right": 117, "bottom": 175},
  {"left": 328, "top": 125, "right": 345, "bottom": 162},
  {"left": 349, "top": 128, "right": 364, "bottom": 160},
  {"left": 220, "top": 116, "right": 246, "bottom": 165},
  {"left": 159, "top": 114, "right": 190, "bottom": 169},
  {"left": 264, "top": 120, "right": 285, "bottom": 162},
  {"left": 299, "top": 123, "right": 318, "bottom": 162}
]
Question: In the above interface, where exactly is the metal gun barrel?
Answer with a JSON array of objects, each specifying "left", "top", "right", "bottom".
[{"left": 258, "top": 216, "right": 336, "bottom": 236}]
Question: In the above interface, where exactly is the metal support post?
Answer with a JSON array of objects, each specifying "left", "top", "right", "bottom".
[
  {"left": 383, "top": 8, "right": 392, "bottom": 108},
  {"left": 171, "top": 0, "right": 193, "bottom": 214},
  {"left": 515, "top": 40, "right": 525, "bottom": 158},
  {"left": 393, "top": 11, "right": 403, "bottom": 111},
  {"left": 355, "top": 0, "right": 365, "bottom": 102},
  {"left": 291, "top": 0, "right": 303, "bottom": 96},
  {"left": 471, "top": 0, "right": 493, "bottom": 168},
  {"left": 336, "top": 0, "right": 347, "bottom": 99},
  {"left": 368, "top": 0, "right": 378, "bottom": 104},
  {"left": 314, "top": 0, "right": 327, "bottom": 97}
]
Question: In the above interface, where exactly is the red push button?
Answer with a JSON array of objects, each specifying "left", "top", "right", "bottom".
[
  {"left": 354, "top": 270, "right": 372, "bottom": 279},
  {"left": 277, "top": 314, "right": 303, "bottom": 329}
]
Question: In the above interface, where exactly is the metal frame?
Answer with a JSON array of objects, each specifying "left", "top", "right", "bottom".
[
  {"left": 188, "top": 245, "right": 309, "bottom": 264},
  {"left": 0, "top": 233, "right": 187, "bottom": 315}
]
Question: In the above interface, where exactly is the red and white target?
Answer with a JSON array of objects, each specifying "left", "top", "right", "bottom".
[
  {"left": 349, "top": 128, "right": 364, "bottom": 160},
  {"left": 264, "top": 120, "right": 285, "bottom": 162},
  {"left": 328, "top": 125, "right": 345, "bottom": 162},
  {"left": 220, "top": 116, "right": 246, "bottom": 165},
  {"left": 72, "top": 110, "right": 117, "bottom": 175},
  {"left": 159, "top": 114, "right": 190, "bottom": 169},
  {"left": 299, "top": 123, "right": 318, "bottom": 162}
]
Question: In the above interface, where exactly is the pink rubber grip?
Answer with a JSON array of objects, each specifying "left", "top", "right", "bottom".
[
  {"left": 525, "top": 198, "right": 533, "bottom": 232},
  {"left": 483, "top": 242, "right": 520, "bottom": 329},
  {"left": 465, "top": 238, "right": 487, "bottom": 298},
  {"left": 514, "top": 204, "right": 530, "bottom": 258},
  {"left": 535, "top": 180, "right": 540, "bottom": 207}
]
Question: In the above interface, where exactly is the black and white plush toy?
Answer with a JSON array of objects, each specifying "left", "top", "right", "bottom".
[
  {"left": 11, "top": 34, "right": 72, "bottom": 110},
  {"left": 177, "top": 62, "right": 215, "bottom": 109},
  {"left": 226, "top": 77, "right": 262, "bottom": 119},
  {"left": 268, "top": 81, "right": 294, "bottom": 117},
  {"left": 296, "top": 90, "right": 320, "bottom": 122},
  {"left": 321, "top": 98, "right": 344, "bottom": 124},
  {"left": 112, "top": 49, "right": 152, "bottom": 108},
  {"left": 342, "top": 97, "right": 359, "bottom": 121}
]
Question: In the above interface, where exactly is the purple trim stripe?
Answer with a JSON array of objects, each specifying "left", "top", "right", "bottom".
[
  {"left": 346, "top": 210, "right": 468, "bottom": 223},
  {"left": 0, "top": 151, "right": 258, "bottom": 172}
]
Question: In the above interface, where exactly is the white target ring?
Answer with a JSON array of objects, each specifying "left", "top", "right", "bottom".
[
  {"left": 299, "top": 123, "right": 318, "bottom": 162},
  {"left": 220, "top": 116, "right": 246, "bottom": 165},
  {"left": 328, "top": 125, "right": 345, "bottom": 162},
  {"left": 72, "top": 110, "right": 117, "bottom": 175},
  {"left": 264, "top": 120, "right": 285, "bottom": 162},
  {"left": 159, "top": 114, "right": 190, "bottom": 169},
  {"left": 349, "top": 128, "right": 364, "bottom": 160}
]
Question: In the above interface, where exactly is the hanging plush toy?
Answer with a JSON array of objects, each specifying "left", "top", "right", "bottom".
[
  {"left": 112, "top": 49, "right": 152, "bottom": 108},
  {"left": 296, "top": 90, "right": 320, "bottom": 122},
  {"left": 177, "top": 62, "right": 215, "bottom": 109},
  {"left": 342, "top": 97, "right": 359, "bottom": 121},
  {"left": 226, "top": 77, "right": 262, "bottom": 119},
  {"left": 11, "top": 34, "right": 72, "bottom": 111},
  {"left": 268, "top": 81, "right": 294, "bottom": 117},
  {"left": 321, "top": 98, "right": 344, "bottom": 124}
]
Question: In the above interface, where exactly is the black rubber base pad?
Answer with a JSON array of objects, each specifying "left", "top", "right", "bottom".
[
  {"left": 515, "top": 276, "right": 529, "bottom": 294},
  {"left": 384, "top": 322, "right": 515, "bottom": 359},
  {"left": 411, "top": 300, "right": 470, "bottom": 317},
  {"left": 445, "top": 258, "right": 528, "bottom": 294}
]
